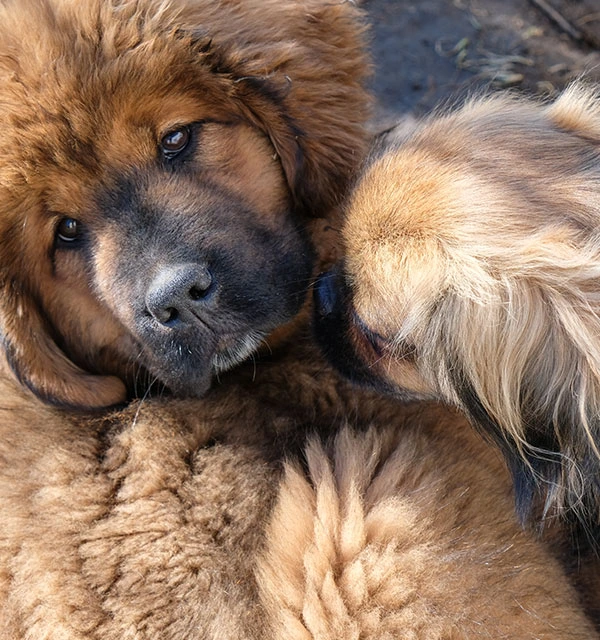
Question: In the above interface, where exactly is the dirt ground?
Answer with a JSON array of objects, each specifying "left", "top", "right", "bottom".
[{"left": 365, "top": 0, "right": 600, "bottom": 125}]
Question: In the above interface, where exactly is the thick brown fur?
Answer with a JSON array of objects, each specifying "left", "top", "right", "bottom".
[
  {"left": 314, "top": 83, "right": 600, "bottom": 536},
  {"left": 0, "top": 339, "right": 597, "bottom": 638},
  {"left": 0, "top": 0, "right": 371, "bottom": 408}
]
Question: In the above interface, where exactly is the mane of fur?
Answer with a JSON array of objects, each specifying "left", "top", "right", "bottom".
[{"left": 387, "top": 84, "right": 600, "bottom": 530}]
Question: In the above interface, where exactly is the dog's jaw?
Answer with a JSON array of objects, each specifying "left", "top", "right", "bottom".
[{"left": 212, "top": 330, "right": 266, "bottom": 375}]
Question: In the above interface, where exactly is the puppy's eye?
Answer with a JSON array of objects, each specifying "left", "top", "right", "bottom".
[
  {"left": 160, "top": 126, "right": 191, "bottom": 159},
  {"left": 56, "top": 217, "right": 82, "bottom": 245}
]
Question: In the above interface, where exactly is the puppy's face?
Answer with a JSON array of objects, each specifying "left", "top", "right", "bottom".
[
  {"left": 0, "top": 0, "right": 371, "bottom": 409},
  {"left": 26, "top": 105, "right": 310, "bottom": 403},
  {"left": 315, "top": 85, "right": 600, "bottom": 524},
  {"left": 315, "top": 142, "right": 477, "bottom": 399},
  {"left": 318, "top": 87, "right": 600, "bottom": 401}
]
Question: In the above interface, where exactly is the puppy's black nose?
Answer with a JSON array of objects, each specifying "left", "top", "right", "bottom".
[
  {"left": 145, "top": 263, "right": 214, "bottom": 326},
  {"left": 313, "top": 269, "right": 342, "bottom": 318}
]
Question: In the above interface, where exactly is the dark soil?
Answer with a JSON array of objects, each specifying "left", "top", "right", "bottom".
[{"left": 365, "top": 0, "right": 600, "bottom": 124}]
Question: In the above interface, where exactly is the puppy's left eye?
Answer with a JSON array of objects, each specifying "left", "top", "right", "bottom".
[{"left": 160, "top": 126, "right": 191, "bottom": 159}]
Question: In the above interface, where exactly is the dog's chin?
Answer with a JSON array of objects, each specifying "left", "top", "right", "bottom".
[
  {"left": 143, "top": 330, "right": 267, "bottom": 398},
  {"left": 212, "top": 330, "right": 266, "bottom": 374}
]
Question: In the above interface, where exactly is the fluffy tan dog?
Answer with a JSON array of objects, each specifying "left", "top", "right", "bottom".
[
  {"left": 257, "top": 397, "right": 600, "bottom": 638},
  {"left": 314, "top": 84, "right": 600, "bottom": 537}
]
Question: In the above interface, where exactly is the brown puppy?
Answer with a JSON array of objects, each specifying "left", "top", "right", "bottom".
[
  {"left": 314, "top": 83, "right": 600, "bottom": 535},
  {"left": 0, "top": 0, "right": 370, "bottom": 409},
  {"left": 0, "top": 0, "right": 373, "bottom": 636}
]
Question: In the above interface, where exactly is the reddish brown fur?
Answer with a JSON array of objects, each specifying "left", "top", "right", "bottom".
[{"left": 0, "top": 0, "right": 371, "bottom": 408}]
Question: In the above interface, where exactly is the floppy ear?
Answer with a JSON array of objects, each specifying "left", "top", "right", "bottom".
[
  {"left": 227, "top": 78, "right": 309, "bottom": 208},
  {"left": 179, "top": 0, "right": 370, "bottom": 214},
  {"left": 211, "top": 0, "right": 372, "bottom": 216},
  {"left": 436, "top": 260, "right": 600, "bottom": 524},
  {"left": 0, "top": 278, "right": 126, "bottom": 409}
]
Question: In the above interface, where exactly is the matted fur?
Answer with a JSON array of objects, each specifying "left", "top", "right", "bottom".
[
  {"left": 0, "top": 0, "right": 375, "bottom": 635},
  {"left": 314, "top": 83, "right": 600, "bottom": 535},
  {"left": 1, "top": 340, "right": 597, "bottom": 638}
]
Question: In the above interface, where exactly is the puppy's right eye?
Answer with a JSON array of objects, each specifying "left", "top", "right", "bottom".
[{"left": 56, "top": 217, "right": 82, "bottom": 246}]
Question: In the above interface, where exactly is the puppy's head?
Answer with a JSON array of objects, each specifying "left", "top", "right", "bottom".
[
  {"left": 315, "top": 84, "right": 600, "bottom": 526},
  {"left": 0, "top": 0, "right": 370, "bottom": 409}
]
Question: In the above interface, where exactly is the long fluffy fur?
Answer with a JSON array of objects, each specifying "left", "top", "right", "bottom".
[
  {"left": 1, "top": 335, "right": 598, "bottom": 637},
  {"left": 257, "top": 410, "right": 598, "bottom": 639},
  {"left": 340, "top": 82, "right": 600, "bottom": 533},
  {"left": 0, "top": 1, "right": 597, "bottom": 635},
  {"left": 0, "top": 0, "right": 372, "bottom": 408}
]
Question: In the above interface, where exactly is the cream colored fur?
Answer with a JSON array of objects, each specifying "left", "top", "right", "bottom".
[
  {"left": 0, "top": 0, "right": 597, "bottom": 634},
  {"left": 340, "top": 83, "right": 600, "bottom": 529},
  {"left": 258, "top": 402, "right": 598, "bottom": 639}
]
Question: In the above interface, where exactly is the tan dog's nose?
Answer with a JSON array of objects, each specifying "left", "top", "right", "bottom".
[{"left": 313, "top": 269, "right": 342, "bottom": 319}]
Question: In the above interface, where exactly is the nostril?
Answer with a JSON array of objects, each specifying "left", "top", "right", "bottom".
[
  {"left": 189, "top": 283, "right": 210, "bottom": 301},
  {"left": 188, "top": 267, "right": 214, "bottom": 301},
  {"left": 314, "top": 270, "right": 340, "bottom": 317},
  {"left": 145, "top": 303, "right": 179, "bottom": 325},
  {"left": 164, "top": 307, "right": 179, "bottom": 324}
]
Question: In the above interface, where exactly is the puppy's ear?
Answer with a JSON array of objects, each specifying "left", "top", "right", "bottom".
[
  {"left": 0, "top": 281, "right": 126, "bottom": 409},
  {"left": 224, "top": 0, "right": 372, "bottom": 216},
  {"left": 229, "top": 80, "right": 308, "bottom": 207},
  {"left": 184, "top": 0, "right": 369, "bottom": 214},
  {"left": 438, "top": 270, "right": 600, "bottom": 524}
]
